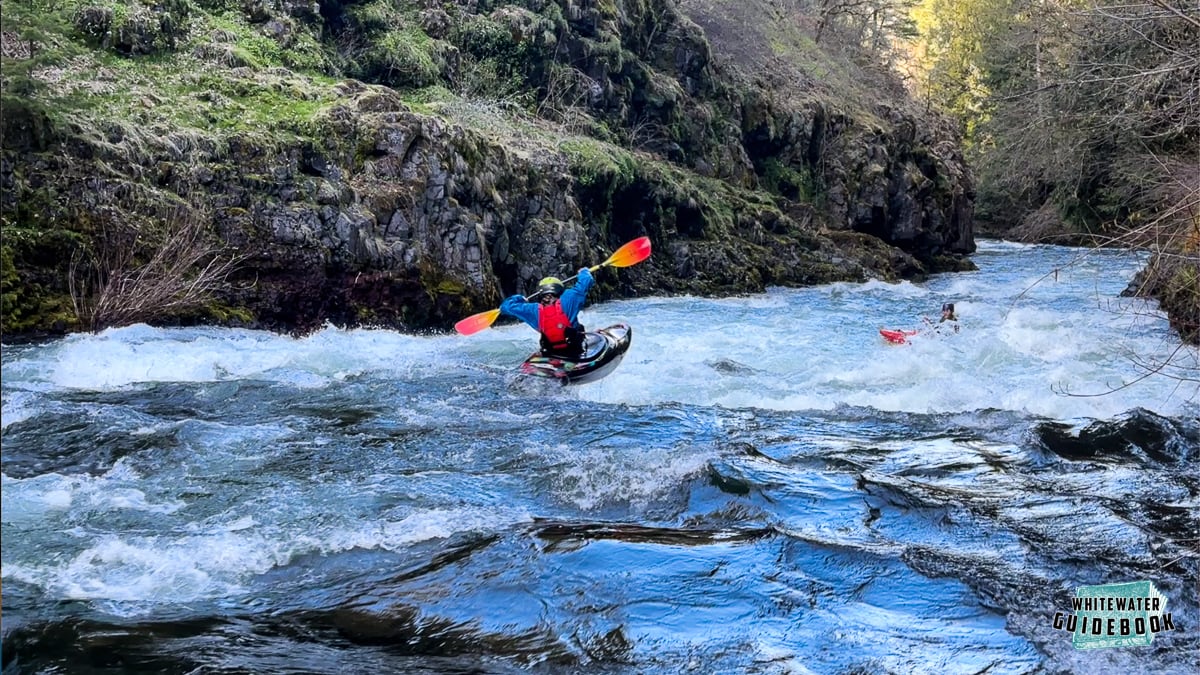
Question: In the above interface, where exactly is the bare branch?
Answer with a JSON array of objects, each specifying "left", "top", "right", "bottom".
[{"left": 70, "top": 208, "right": 246, "bottom": 331}]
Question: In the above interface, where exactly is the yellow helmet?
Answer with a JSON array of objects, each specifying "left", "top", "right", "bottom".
[{"left": 536, "top": 277, "right": 564, "bottom": 298}]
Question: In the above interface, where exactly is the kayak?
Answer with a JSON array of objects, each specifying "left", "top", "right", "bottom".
[
  {"left": 879, "top": 328, "right": 919, "bottom": 344},
  {"left": 520, "top": 324, "right": 632, "bottom": 385}
]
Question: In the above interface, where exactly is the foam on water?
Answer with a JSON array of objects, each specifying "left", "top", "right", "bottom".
[
  {"left": 4, "top": 243, "right": 1192, "bottom": 420},
  {"left": 2, "top": 461, "right": 181, "bottom": 524},
  {"left": 569, "top": 244, "right": 1197, "bottom": 418},
  {"left": 549, "top": 440, "right": 717, "bottom": 511},
  {"left": 2, "top": 459, "right": 534, "bottom": 609},
  {"left": 1, "top": 241, "right": 1197, "bottom": 630},
  {"left": 0, "top": 323, "right": 461, "bottom": 392},
  {"left": 0, "top": 390, "right": 38, "bottom": 430}
]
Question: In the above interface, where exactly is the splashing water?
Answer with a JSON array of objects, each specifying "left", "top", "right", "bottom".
[{"left": 2, "top": 241, "right": 1197, "bottom": 673}]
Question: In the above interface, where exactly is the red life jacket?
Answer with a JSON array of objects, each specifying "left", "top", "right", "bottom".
[{"left": 538, "top": 300, "right": 574, "bottom": 351}]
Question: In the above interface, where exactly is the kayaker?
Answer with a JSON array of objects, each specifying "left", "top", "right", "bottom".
[
  {"left": 940, "top": 302, "right": 959, "bottom": 323},
  {"left": 500, "top": 268, "right": 595, "bottom": 358},
  {"left": 922, "top": 302, "right": 960, "bottom": 334}
]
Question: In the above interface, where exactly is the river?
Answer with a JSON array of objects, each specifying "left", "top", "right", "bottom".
[{"left": 2, "top": 240, "right": 1197, "bottom": 673}]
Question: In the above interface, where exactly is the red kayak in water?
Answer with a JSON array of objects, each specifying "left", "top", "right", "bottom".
[{"left": 879, "top": 328, "right": 919, "bottom": 345}]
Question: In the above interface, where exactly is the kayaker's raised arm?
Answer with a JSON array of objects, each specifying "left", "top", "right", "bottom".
[{"left": 559, "top": 267, "right": 594, "bottom": 319}]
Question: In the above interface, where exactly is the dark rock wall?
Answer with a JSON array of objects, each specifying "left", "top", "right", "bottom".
[{"left": 1, "top": 0, "right": 976, "bottom": 335}]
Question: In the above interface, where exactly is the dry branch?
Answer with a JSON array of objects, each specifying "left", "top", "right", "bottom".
[{"left": 69, "top": 209, "right": 244, "bottom": 331}]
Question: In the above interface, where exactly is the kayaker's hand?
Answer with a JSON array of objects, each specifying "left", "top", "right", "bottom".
[
  {"left": 579, "top": 267, "right": 591, "bottom": 276},
  {"left": 506, "top": 294, "right": 524, "bottom": 303}
]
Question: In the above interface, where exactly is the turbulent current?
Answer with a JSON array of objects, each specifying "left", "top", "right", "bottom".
[{"left": 2, "top": 240, "right": 1197, "bottom": 673}]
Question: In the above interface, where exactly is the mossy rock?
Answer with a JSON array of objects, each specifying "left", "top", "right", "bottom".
[
  {"left": 1158, "top": 260, "right": 1200, "bottom": 344},
  {"left": 1, "top": 95, "right": 57, "bottom": 151},
  {"left": 1, "top": 239, "right": 80, "bottom": 334}
]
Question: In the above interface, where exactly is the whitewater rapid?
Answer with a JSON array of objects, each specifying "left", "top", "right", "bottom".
[{"left": 2, "top": 240, "right": 1196, "bottom": 674}]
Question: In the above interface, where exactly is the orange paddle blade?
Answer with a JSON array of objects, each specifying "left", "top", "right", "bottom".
[
  {"left": 455, "top": 237, "right": 650, "bottom": 336},
  {"left": 603, "top": 236, "right": 652, "bottom": 268},
  {"left": 454, "top": 308, "right": 501, "bottom": 336}
]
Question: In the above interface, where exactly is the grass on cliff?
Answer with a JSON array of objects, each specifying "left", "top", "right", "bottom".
[
  {"left": 680, "top": 0, "right": 899, "bottom": 127},
  {"left": 2, "top": 0, "right": 344, "bottom": 141},
  {"left": 2, "top": 0, "right": 818, "bottom": 233},
  {"left": 3, "top": 0, "right": 921, "bottom": 333}
]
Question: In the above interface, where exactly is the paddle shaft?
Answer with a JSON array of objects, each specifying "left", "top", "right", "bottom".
[
  {"left": 455, "top": 236, "right": 650, "bottom": 335},
  {"left": 522, "top": 264, "right": 603, "bottom": 300}
]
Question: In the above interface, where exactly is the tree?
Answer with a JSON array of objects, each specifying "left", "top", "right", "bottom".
[{"left": 905, "top": 0, "right": 1198, "bottom": 382}]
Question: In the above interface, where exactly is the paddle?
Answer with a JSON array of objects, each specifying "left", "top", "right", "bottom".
[{"left": 454, "top": 236, "right": 652, "bottom": 336}]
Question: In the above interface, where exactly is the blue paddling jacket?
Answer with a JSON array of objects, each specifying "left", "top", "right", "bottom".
[{"left": 500, "top": 268, "right": 595, "bottom": 354}]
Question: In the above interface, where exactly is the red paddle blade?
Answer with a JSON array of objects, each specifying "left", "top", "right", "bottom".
[
  {"left": 603, "top": 236, "right": 652, "bottom": 268},
  {"left": 455, "top": 309, "right": 501, "bottom": 335}
]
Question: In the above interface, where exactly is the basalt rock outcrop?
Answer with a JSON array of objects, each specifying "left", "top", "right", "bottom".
[{"left": 1, "top": 0, "right": 975, "bottom": 335}]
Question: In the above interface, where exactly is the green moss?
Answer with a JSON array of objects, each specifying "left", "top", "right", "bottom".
[
  {"left": 0, "top": 244, "right": 20, "bottom": 321},
  {"left": 399, "top": 85, "right": 457, "bottom": 115},
  {"left": 204, "top": 302, "right": 255, "bottom": 324},
  {"left": 345, "top": 0, "right": 402, "bottom": 32},
  {"left": 281, "top": 30, "right": 331, "bottom": 74},
  {"left": 205, "top": 12, "right": 285, "bottom": 68},
  {"left": 453, "top": 10, "right": 557, "bottom": 103},
  {"left": 354, "top": 304, "right": 377, "bottom": 323},
  {"left": 460, "top": 14, "right": 517, "bottom": 59},
  {"left": 597, "top": 0, "right": 619, "bottom": 19},
  {"left": 192, "top": 0, "right": 240, "bottom": 11},
  {"left": 435, "top": 279, "right": 467, "bottom": 295},
  {"left": 761, "top": 157, "right": 819, "bottom": 202},
  {"left": 0, "top": 229, "right": 83, "bottom": 333},
  {"left": 558, "top": 137, "right": 637, "bottom": 190},
  {"left": 539, "top": 1, "right": 566, "bottom": 30},
  {"left": 2, "top": 2, "right": 344, "bottom": 140},
  {"left": 581, "top": 35, "right": 624, "bottom": 72},
  {"left": 353, "top": 27, "right": 442, "bottom": 88},
  {"left": 135, "top": 67, "right": 337, "bottom": 137},
  {"left": 0, "top": 93, "right": 59, "bottom": 150},
  {"left": 417, "top": 259, "right": 469, "bottom": 309},
  {"left": 1162, "top": 263, "right": 1200, "bottom": 342}
]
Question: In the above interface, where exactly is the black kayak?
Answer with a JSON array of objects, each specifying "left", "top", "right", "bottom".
[{"left": 519, "top": 324, "right": 632, "bottom": 385}]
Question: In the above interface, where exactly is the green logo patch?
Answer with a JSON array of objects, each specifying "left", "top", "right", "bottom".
[{"left": 1052, "top": 580, "right": 1176, "bottom": 649}]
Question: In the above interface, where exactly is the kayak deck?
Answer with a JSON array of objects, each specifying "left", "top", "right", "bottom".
[
  {"left": 520, "top": 324, "right": 632, "bottom": 384},
  {"left": 879, "top": 328, "right": 919, "bottom": 344}
]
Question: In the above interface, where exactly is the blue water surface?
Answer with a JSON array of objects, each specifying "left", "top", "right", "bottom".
[{"left": 2, "top": 241, "right": 1197, "bottom": 673}]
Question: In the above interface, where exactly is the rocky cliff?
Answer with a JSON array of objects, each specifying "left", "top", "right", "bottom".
[{"left": 1, "top": 0, "right": 975, "bottom": 335}]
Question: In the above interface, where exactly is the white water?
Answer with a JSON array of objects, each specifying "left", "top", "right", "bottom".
[
  {"left": 5, "top": 241, "right": 1193, "bottom": 423},
  {"left": 2, "top": 240, "right": 1197, "bottom": 672}
]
